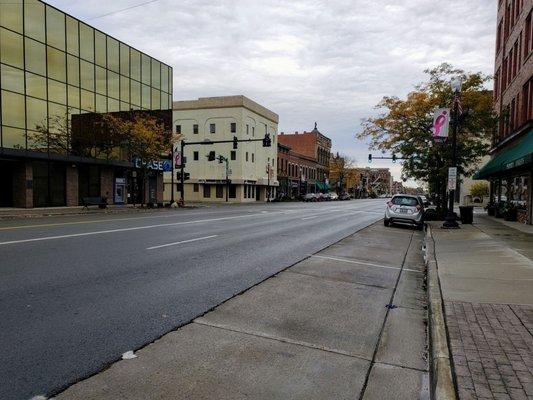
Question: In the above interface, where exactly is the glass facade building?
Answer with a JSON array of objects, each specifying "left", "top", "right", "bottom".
[{"left": 0, "top": 0, "right": 173, "bottom": 207}]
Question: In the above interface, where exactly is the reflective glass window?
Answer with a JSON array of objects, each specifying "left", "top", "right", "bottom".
[
  {"left": 2, "top": 126, "right": 26, "bottom": 149},
  {"left": 46, "top": 5, "right": 65, "bottom": 50},
  {"left": 95, "top": 65, "right": 106, "bottom": 95},
  {"left": 26, "top": 97, "right": 48, "bottom": 132},
  {"left": 80, "top": 60, "right": 94, "bottom": 91},
  {"left": 120, "top": 101, "right": 130, "bottom": 112},
  {"left": 66, "top": 16, "right": 79, "bottom": 55},
  {"left": 108, "top": 71, "right": 119, "bottom": 99},
  {"left": 26, "top": 72, "right": 47, "bottom": 99},
  {"left": 161, "top": 92, "right": 169, "bottom": 110},
  {"left": 96, "top": 94, "right": 107, "bottom": 113},
  {"left": 67, "top": 54, "right": 79, "bottom": 86},
  {"left": 130, "top": 80, "right": 140, "bottom": 106},
  {"left": 108, "top": 98, "right": 120, "bottom": 112},
  {"left": 168, "top": 68, "right": 172, "bottom": 93},
  {"left": 25, "top": 37, "right": 46, "bottom": 75},
  {"left": 24, "top": 0, "right": 45, "bottom": 41},
  {"left": 0, "top": 28, "right": 23, "bottom": 68},
  {"left": 141, "top": 54, "right": 150, "bottom": 85},
  {"left": 107, "top": 37, "right": 119, "bottom": 73},
  {"left": 79, "top": 23, "right": 94, "bottom": 62},
  {"left": 47, "top": 46, "right": 66, "bottom": 82},
  {"left": 94, "top": 30, "right": 106, "bottom": 68},
  {"left": 120, "top": 43, "right": 129, "bottom": 76},
  {"left": 120, "top": 75, "right": 130, "bottom": 102},
  {"left": 1, "top": 64, "right": 24, "bottom": 94},
  {"left": 80, "top": 89, "right": 94, "bottom": 111},
  {"left": 161, "top": 66, "right": 169, "bottom": 94},
  {"left": 0, "top": 0, "right": 23, "bottom": 33},
  {"left": 130, "top": 49, "right": 140, "bottom": 81},
  {"left": 48, "top": 102, "right": 67, "bottom": 133},
  {"left": 68, "top": 85, "right": 80, "bottom": 109},
  {"left": 151, "top": 88, "right": 160, "bottom": 109},
  {"left": 142, "top": 84, "right": 150, "bottom": 109},
  {"left": 48, "top": 79, "right": 66, "bottom": 105},
  {"left": 1, "top": 90, "right": 25, "bottom": 128},
  {"left": 151, "top": 60, "right": 160, "bottom": 89}
]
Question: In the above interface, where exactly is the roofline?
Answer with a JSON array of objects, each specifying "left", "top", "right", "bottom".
[{"left": 173, "top": 96, "right": 279, "bottom": 124}]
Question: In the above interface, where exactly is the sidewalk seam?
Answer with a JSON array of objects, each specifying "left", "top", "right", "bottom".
[{"left": 425, "top": 225, "right": 457, "bottom": 400}]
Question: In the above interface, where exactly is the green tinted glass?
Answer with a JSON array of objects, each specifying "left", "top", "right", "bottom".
[
  {"left": 151, "top": 60, "right": 160, "bottom": 89},
  {"left": 80, "top": 60, "right": 94, "bottom": 91},
  {"left": 130, "top": 80, "right": 140, "bottom": 106},
  {"left": 161, "top": 92, "right": 168, "bottom": 110},
  {"left": 120, "top": 43, "right": 129, "bottom": 76},
  {"left": 94, "top": 30, "right": 106, "bottom": 68},
  {"left": 79, "top": 23, "right": 94, "bottom": 62},
  {"left": 107, "top": 37, "right": 119, "bottom": 73},
  {"left": 80, "top": 89, "right": 94, "bottom": 111},
  {"left": 1, "top": 64, "right": 24, "bottom": 94},
  {"left": 48, "top": 102, "right": 67, "bottom": 133},
  {"left": 26, "top": 97, "right": 48, "bottom": 131},
  {"left": 68, "top": 85, "right": 80, "bottom": 109},
  {"left": 48, "top": 79, "right": 67, "bottom": 105},
  {"left": 0, "top": 28, "right": 23, "bottom": 68},
  {"left": 47, "top": 46, "right": 66, "bottom": 81},
  {"left": 46, "top": 5, "right": 65, "bottom": 50},
  {"left": 26, "top": 72, "right": 47, "bottom": 99},
  {"left": 95, "top": 65, "right": 106, "bottom": 95},
  {"left": 161, "top": 66, "right": 168, "bottom": 94},
  {"left": 67, "top": 54, "right": 79, "bottom": 86},
  {"left": 25, "top": 37, "right": 46, "bottom": 75},
  {"left": 2, "top": 126, "right": 26, "bottom": 149},
  {"left": 120, "top": 101, "right": 130, "bottom": 111},
  {"left": 0, "top": 0, "right": 23, "bottom": 33},
  {"left": 151, "top": 88, "right": 160, "bottom": 109},
  {"left": 130, "top": 49, "right": 140, "bottom": 81},
  {"left": 108, "top": 98, "right": 119, "bottom": 112},
  {"left": 1, "top": 90, "right": 25, "bottom": 128},
  {"left": 66, "top": 16, "right": 79, "bottom": 55},
  {"left": 120, "top": 75, "right": 130, "bottom": 102},
  {"left": 141, "top": 84, "right": 150, "bottom": 109},
  {"left": 108, "top": 71, "right": 119, "bottom": 99},
  {"left": 96, "top": 94, "right": 107, "bottom": 113},
  {"left": 141, "top": 54, "right": 150, "bottom": 85},
  {"left": 24, "top": 0, "right": 45, "bottom": 41}
]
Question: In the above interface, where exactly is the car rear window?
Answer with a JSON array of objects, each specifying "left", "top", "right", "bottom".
[{"left": 392, "top": 196, "right": 419, "bottom": 206}]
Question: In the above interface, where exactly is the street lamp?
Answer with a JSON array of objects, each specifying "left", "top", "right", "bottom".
[{"left": 442, "top": 77, "right": 462, "bottom": 228}]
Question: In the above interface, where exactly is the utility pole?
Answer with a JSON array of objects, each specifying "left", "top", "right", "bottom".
[
  {"left": 180, "top": 140, "right": 185, "bottom": 205},
  {"left": 266, "top": 162, "right": 271, "bottom": 202}
]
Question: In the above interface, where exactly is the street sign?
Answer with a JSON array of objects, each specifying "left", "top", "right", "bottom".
[{"left": 448, "top": 167, "right": 457, "bottom": 191}]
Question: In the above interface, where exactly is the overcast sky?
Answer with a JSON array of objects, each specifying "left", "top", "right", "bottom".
[{"left": 49, "top": 0, "right": 497, "bottom": 182}]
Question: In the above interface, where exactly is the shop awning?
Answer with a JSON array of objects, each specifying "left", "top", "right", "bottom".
[
  {"left": 316, "top": 182, "right": 331, "bottom": 190},
  {"left": 474, "top": 129, "right": 533, "bottom": 180}
]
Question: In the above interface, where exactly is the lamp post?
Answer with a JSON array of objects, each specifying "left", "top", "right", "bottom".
[{"left": 442, "top": 77, "right": 462, "bottom": 228}]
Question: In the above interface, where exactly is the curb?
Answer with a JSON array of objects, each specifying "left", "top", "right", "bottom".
[{"left": 424, "top": 225, "right": 457, "bottom": 400}]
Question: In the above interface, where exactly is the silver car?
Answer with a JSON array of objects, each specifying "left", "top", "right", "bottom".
[{"left": 384, "top": 194, "right": 424, "bottom": 230}]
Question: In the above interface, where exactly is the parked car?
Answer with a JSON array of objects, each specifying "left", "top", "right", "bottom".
[
  {"left": 339, "top": 192, "right": 351, "bottom": 201},
  {"left": 303, "top": 193, "right": 317, "bottom": 202},
  {"left": 328, "top": 192, "right": 339, "bottom": 201},
  {"left": 316, "top": 193, "right": 325, "bottom": 201},
  {"left": 384, "top": 194, "right": 424, "bottom": 230},
  {"left": 419, "top": 195, "right": 430, "bottom": 207}
]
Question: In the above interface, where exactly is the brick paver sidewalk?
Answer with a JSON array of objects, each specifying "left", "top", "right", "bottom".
[{"left": 445, "top": 301, "right": 533, "bottom": 399}]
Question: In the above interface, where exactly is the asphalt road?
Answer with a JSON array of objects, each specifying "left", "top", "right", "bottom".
[{"left": 0, "top": 199, "right": 386, "bottom": 400}]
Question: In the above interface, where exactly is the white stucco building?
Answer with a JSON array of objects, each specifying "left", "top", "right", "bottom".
[{"left": 164, "top": 96, "right": 279, "bottom": 203}]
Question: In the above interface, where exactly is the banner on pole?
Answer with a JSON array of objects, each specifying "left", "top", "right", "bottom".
[{"left": 432, "top": 108, "right": 450, "bottom": 140}]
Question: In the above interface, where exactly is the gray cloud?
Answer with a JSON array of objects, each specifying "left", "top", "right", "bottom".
[{"left": 49, "top": 0, "right": 496, "bottom": 180}]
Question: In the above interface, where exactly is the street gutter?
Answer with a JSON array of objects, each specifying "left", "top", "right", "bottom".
[{"left": 424, "top": 224, "right": 457, "bottom": 400}]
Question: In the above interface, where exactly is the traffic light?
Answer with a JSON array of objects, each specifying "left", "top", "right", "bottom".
[
  {"left": 207, "top": 151, "right": 216, "bottom": 161},
  {"left": 262, "top": 133, "right": 272, "bottom": 147},
  {"left": 233, "top": 136, "right": 238, "bottom": 150},
  {"left": 368, "top": 154, "right": 372, "bottom": 163}
]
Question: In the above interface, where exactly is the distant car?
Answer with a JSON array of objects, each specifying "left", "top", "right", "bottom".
[
  {"left": 303, "top": 193, "right": 317, "bottom": 202},
  {"left": 328, "top": 192, "right": 339, "bottom": 201},
  {"left": 339, "top": 193, "right": 351, "bottom": 201},
  {"left": 384, "top": 194, "right": 424, "bottom": 230}
]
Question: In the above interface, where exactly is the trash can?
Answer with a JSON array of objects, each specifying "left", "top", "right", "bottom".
[{"left": 459, "top": 206, "right": 474, "bottom": 224}]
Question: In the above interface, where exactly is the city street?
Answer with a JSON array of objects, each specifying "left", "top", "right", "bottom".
[{"left": 1, "top": 199, "right": 388, "bottom": 400}]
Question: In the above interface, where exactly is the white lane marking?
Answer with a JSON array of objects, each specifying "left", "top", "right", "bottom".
[
  {"left": 0, "top": 213, "right": 273, "bottom": 246},
  {"left": 310, "top": 255, "right": 423, "bottom": 274},
  {"left": 302, "top": 216, "right": 319, "bottom": 220},
  {"left": 147, "top": 235, "right": 218, "bottom": 250}
]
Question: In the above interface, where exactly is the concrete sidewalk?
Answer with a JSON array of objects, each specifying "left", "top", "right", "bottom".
[
  {"left": 428, "top": 215, "right": 533, "bottom": 399},
  {"left": 54, "top": 222, "right": 428, "bottom": 400}
]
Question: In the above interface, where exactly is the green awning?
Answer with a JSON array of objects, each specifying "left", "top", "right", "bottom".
[
  {"left": 316, "top": 182, "right": 325, "bottom": 190},
  {"left": 474, "top": 129, "right": 533, "bottom": 180}
]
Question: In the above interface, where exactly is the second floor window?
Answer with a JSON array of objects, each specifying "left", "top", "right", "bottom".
[
  {"left": 210, "top": 123, "right": 216, "bottom": 134},
  {"left": 193, "top": 124, "right": 198, "bottom": 134},
  {"left": 176, "top": 125, "right": 181, "bottom": 134},
  {"left": 252, "top": 153, "right": 255, "bottom": 163},
  {"left": 193, "top": 151, "right": 199, "bottom": 161},
  {"left": 231, "top": 151, "right": 236, "bottom": 160},
  {"left": 231, "top": 123, "right": 236, "bottom": 133}
]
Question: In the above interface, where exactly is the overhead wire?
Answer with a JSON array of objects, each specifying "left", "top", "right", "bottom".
[{"left": 87, "top": 0, "right": 162, "bottom": 20}]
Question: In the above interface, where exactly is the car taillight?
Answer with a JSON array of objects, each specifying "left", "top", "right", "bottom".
[{"left": 387, "top": 201, "right": 393, "bottom": 208}]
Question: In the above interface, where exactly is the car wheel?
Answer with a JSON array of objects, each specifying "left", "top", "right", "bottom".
[{"left": 384, "top": 219, "right": 390, "bottom": 227}]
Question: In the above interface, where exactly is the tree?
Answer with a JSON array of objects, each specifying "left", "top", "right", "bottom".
[
  {"left": 329, "top": 153, "right": 356, "bottom": 193},
  {"left": 358, "top": 63, "right": 497, "bottom": 213},
  {"left": 470, "top": 182, "right": 489, "bottom": 198}
]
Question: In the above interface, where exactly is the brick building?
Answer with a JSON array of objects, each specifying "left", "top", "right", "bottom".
[
  {"left": 276, "top": 142, "right": 319, "bottom": 198},
  {"left": 475, "top": 0, "right": 533, "bottom": 224},
  {"left": 277, "top": 123, "right": 331, "bottom": 192}
]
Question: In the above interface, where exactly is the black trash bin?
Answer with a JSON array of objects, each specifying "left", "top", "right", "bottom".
[{"left": 459, "top": 206, "right": 474, "bottom": 224}]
